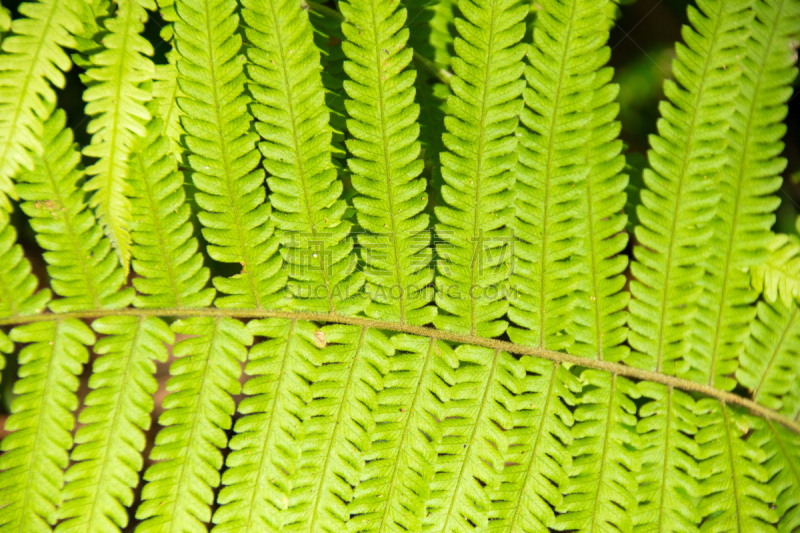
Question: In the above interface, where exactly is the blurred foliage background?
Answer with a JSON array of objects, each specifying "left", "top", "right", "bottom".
[{"left": 0, "top": 0, "right": 799, "bottom": 411}]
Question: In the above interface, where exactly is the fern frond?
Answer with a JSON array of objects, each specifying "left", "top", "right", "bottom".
[
  {"left": 304, "top": 326, "right": 393, "bottom": 533},
  {"left": 0, "top": 0, "right": 81, "bottom": 210},
  {"left": 152, "top": 59, "right": 185, "bottom": 160},
  {"left": 81, "top": 0, "right": 156, "bottom": 270},
  {"left": 243, "top": 0, "right": 364, "bottom": 315},
  {"left": 635, "top": 385, "right": 701, "bottom": 532},
  {"left": 16, "top": 110, "right": 134, "bottom": 313},
  {"left": 129, "top": 116, "right": 215, "bottom": 308},
  {"left": 693, "top": 401, "right": 776, "bottom": 532},
  {"left": 57, "top": 316, "right": 172, "bottom": 533},
  {"left": 213, "top": 319, "right": 323, "bottom": 532},
  {"left": 488, "top": 359, "right": 578, "bottom": 531},
  {"left": 760, "top": 420, "right": 800, "bottom": 532},
  {"left": 738, "top": 298, "right": 800, "bottom": 415},
  {"left": 429, "top": 347, "right": 542, "bottom": 533},
  {"left": 340, "top": 0, "right": 434, "bottom": 325},
  {"left": 136, "top": 317, "right": 251, "bottom": 532},
  {"left": 510, "top": 0, "right": 593, "bottom": 351},
  {"left": 350, "top": 335, "right": 457, "bottom": 532},
  {"left": 563, "top": 0, "right": 631, "bottom": 363},
  {"left": 0, "top": 320, "right": 94, "bottom": 531},
  {"left": 752, "top": 232, "right": 800, "bottom": 306},
  {"left": 0, "top": 2, "right": 9, "bottom": 35},
  {"left": 627, "top": 0, "right": 753, "bottom": 375},
  {"left": 173, "top": 0, "right": 286, "bottom": 310},
  {"left": 433, "top": 0, "right": 526, "bottom": 337},
  {"left": 0, "top": 209, "right": 50, "bottom": 318},
  {"left": 558, "top": 372, "right": 641, "bottom": 532},
  {"left": 691, "top": 0, "right": 798, "bottom": 390}
]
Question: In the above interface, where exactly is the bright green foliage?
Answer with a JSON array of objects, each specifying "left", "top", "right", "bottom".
[
  {"left": 243, "top": 0, "right": 363, "bottom": 315},
  {"left": 129, "top": 117, "right": 215, "bottom": 309},
  {"left": 0, "top": 0, "right": 798, "bottom": 532},
  {"left": 0, "top": 209, "right": 49, "bottom": 318},
  {"left": 559, "top": 373, "right": 640, "bottom": 532},
  {"left": 305, "top": 326, "right": 393, "bottom": 533},
  {"left": 512, "top": 0, "right": 589, "bottom": 351},
  {"left": 434, "top": 0, "right": 526, "bottom": 338},
  {"left": 752, "top": 232, "right": 800, "bottom": 306},
  {"left": 16, "top": 110, "right": 133, "bottom": 313},
  {"left": 0, "top": 0, "right": 81, "bottom": 210},
  {"left": 568, "top": 5, "right": 631, "bottom": 364},
  {"left": 0, "top": 3, "right": 9, "bottom": 34},
  {"left": 213, "top": 319, "right": 323, "bottom": 532},
  {"left": 351, "top": 335, "right": 455, "bottom": 532},
  {"left": 81, "top": 0, "right": 156, "bottom": 270},
  {"left": 488, "top": 359, "right": 578, "bottom": 531},
  {"left": 57, "top": 316, "right": 172, "bottom": 533},
  {"left": 760, "top": 420, "right": 800, "bottom": 533},
  {"left": 431, "top": 347, "right": 552, "bottom": 532},
  {"left": 693, "top": 401, "right": 776, "bottom": 532},
  {"left": 136, "top": 317, "right": 251, "bottom": 532},
  {"left": 691, "top": 0, "right": 796, "bottom": 391},
  {"left": 627, "top": 0, "right": 753, "bottom": 375},
  {"left": 635, "top": 385, "right": 701, "bottom": 532},
  {"left": 0, "top": 320, "right": 94, "bottom": 532},
  {"left": 173, "top": 0, "right": 286, "bottom": 310},
  {"left": 306, "top": 3, "right": 348, "bottom": 163},
  {"left": 152, "top": 59, "right": 185, "bottom": 160},
  {"left": 738, "top": 299, "right": 800, "bottom": 414},
  {"left": 341, "top": 0, "right": 434, "bottom": 325}
]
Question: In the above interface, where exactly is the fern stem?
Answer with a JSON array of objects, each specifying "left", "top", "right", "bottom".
[{"left": 2, "top": 307, "right": 798, "bottom": 434}]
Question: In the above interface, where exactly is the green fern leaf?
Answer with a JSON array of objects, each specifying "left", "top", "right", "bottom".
[
  {"left": 129, "top": 116, "right": 215, "bottom": 308},
  {"left": 627, "top": 0, "right": 753, "bottom": 375},
  {"left": 152, "top": 59, "right": 185, "bottom": 161},
  {"left": 759, "top": 419, "right": 800, "bottom": 532},
  {"left": 81, "top": 0, "right": 156, "bottom": 270},
  {"left": 0, "top": 0, "right": 82, "bottom": 210},
  {"left": 0, "top": 320, "right": 94, "bottom": 532},
  {"left": 304, "top": 326, "right": 394, "bottom": 533},
  {"left": 488, "top": 359, "right": 579, "bottom": 531},
  {"left": 212, "top": 319, "right": 324, "bottom": 531},
  {"left": 136, "top": 317, "right": 252, "bottom": 532},
  {"left": 434, "top": 0, "right": 526, "bottom": 337},
  {"left": 57, "top": 316, "right": 172, "bottom": 533},
  {"left": 0, "top": 209, "right": 50, "bottom": 318},
  {"left": 15, "top": 110, "right": 134, "bottom": 313},
  {"left": 173, "top": 0, "right": 286, "bottom": 310},
  {"left": 349, "top": 335, "right": 456, "bottom": 532},
  {"left": 243, "top": 0, "right": 364, "bottom": 315},
  {"left": 691, "top": 0, "right": 798, "bottom": 391},
  {"left": 738, "top": 298, "right": 800, "bottom": 415},
  {"left": 340, "top": 0, "right": 434, "bottom": 325},
  {"left": 0, "top": 2, "right": 9, "bottom": 35},
  {"left": 752, "top": 232, "right": 800, "bottom": 306},
  {"left": 565, "top": 5, "right": 631, "bottom": 363},
  {"left": 510, "top": 0, "right": 593, "bottom": 351},
  {"left": 559, "top": 372, "right": 641, "bottom": 532},
  {"left": 635, "top": 385, "right": 702, "bottom": 531},
  {"left": 694, "top": 401, "right": 776, "bottom": 531}
]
